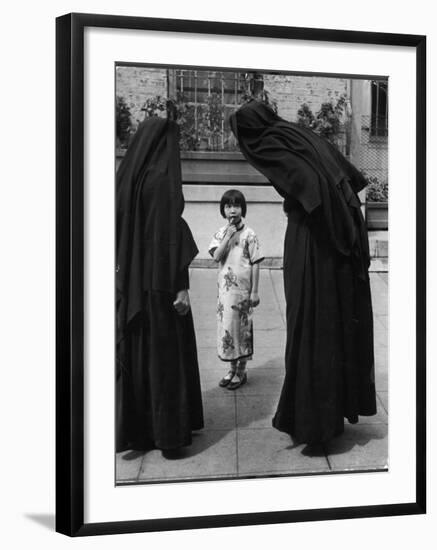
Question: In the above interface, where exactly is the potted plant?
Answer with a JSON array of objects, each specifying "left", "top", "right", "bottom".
[{"left": 363, "top": 174, "right": 388, "bottom": 230}]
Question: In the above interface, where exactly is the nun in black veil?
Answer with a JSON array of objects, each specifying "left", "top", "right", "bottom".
[
  {"left": 116, "top": 116, "right": 203, "bottom": 452},
  {"left": 230, "top": 100, "right": 377, "bottom": 445}
]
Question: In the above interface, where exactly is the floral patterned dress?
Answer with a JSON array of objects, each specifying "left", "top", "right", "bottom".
[{"left": 208, "top": 224, "right": 264, "bottom": 361}]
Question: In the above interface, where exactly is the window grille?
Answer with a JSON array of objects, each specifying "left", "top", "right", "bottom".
[
  {"left": 370, "top": 80, "right": 388, "bottom": 137},
  {"left": 174, "top": 70, "right": 250, "bottom": 151}
]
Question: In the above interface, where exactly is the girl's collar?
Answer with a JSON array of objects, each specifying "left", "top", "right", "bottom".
[{"left": 234, "top": 220, "right": 244, "bottom": 231}]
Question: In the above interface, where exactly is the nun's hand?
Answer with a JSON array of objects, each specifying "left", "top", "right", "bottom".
[
  {"left": 173, "top": 289, "right": 191, "bottom": 316},
  {"left": 249, "top": 292, "right": 260, "bottom": 308}
]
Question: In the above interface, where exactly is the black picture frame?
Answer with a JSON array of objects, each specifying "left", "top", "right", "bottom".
[{"left": 56, "top": 12, "right": 426, "bottom": 537}]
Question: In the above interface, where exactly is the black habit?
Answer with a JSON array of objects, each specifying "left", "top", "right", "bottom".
[
  {"left": 116, "top": 117, "right": 204, "bottom": 451},
  {"left": 230, "top": 100, "right": 377, "bottom": 444}
]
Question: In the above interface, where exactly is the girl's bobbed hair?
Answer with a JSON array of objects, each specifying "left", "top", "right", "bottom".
[{"left": 220, "top": 189, "right": 247, "bottom": 218}]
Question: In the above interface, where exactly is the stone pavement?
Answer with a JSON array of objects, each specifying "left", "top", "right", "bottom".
[{"left": 116, "top": 268, "right": 388, "bottom": 484}]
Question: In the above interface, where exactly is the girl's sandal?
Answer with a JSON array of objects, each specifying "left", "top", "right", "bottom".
[
  {"left": 219, "top": 370, "right": 236, "bottom": 387},
  {"left": 227, "top": 371, "right": 247, "bottom": 390}
]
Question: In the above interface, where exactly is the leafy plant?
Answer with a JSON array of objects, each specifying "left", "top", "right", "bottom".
[
  {"left": 174, "top": 93, "right": 202, "bottom": 151},
  {"left": 297, "top": 94, "right": 347, "bottom": 146},
  {"left": 296, "top": 103, "right": 315, "bottom": 129},
  {"left": 202, "top": 92, "right": 225, "bottom": 151},
  {"left": 315, "top": 95, "right": 347, "bottom": 141},
  {"left": 142, "top": 95, "right": 167, "bottom": 117},
  {"left": 141, "top": 92, "right": 227, "bottom": 151},
  {"left": 141, "top": 93, "right": 198, "bottom": 150},
  {"left": 363, "top": 173, "right": 388, "bottom": 202},
  {"left": 116, "top": 96, "right": 133, "bottom": 148}
]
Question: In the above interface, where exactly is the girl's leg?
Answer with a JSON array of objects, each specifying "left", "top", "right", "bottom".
[
  {"left": 229, "top": 360, "right": 238, "bottom": 376},
  {"left": 219, "top": 360, "right": 237, "bottom": 387},
  {"left": 237, "top": 359, "right": 247, "bottom": 375},
  {"left": 227, "top": 358, "right": 248, "bottom": 390}
]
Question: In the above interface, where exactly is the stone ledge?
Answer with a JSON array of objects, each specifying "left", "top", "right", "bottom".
[
  {"left": 191, "top": 257, "right": 387, "bottom": 272},
  {"left": 191, "top": 258, "right": 283, "bottom": 269},
  {"left": 183, "top": 184, "right": 282, "bottom": 202},
  {"left": 369, "top": 258, "right": 388, "bottom": 272}
]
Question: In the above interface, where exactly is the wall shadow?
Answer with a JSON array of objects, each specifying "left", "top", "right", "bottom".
[{"left": 24, "top": 514, "right": 55, "bottom": 531}]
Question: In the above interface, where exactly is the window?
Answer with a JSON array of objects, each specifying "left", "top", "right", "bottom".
[
  {"left": 370, "top": 80, "right": 388, "bottom": 137},
  {"left": 170, "top": 70, "right": 256, "bottom": 151}
]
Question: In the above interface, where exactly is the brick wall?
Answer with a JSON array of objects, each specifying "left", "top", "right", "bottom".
[
  {"left": 116, "top": 67, "right": 351, "bottom": 127},
  {"left": 264, "top": 75, "right": 350, "bottom": 122},
  {"left": 116, "top": 66, "right": 167, "bottom": 126}
]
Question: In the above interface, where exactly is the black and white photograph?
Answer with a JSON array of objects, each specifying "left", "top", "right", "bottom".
[
  {"left": 115, "top": 66, "right": 389, "bottom": 485},
  {"left": 1, "top": 0, "right": 433, "bottom": 545}
]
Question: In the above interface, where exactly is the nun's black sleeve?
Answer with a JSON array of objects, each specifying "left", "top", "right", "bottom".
[
  {"left": 174, "top": 218, "right": 198, "bottom": 291},
  {"left": 175, "top": 267, "right": 189, "bottom": 292}
]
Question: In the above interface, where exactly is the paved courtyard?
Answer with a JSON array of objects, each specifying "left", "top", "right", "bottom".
[{"left": 116, "top": 267, "right": 388, "bottom": 484}]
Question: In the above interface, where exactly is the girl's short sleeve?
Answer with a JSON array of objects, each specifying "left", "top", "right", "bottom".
[
  {"left": 208, "top": 228, "right": 224, "bottom": 257},
  {"left": 248, "top": 231, "right": 264, "bottom": 265}
]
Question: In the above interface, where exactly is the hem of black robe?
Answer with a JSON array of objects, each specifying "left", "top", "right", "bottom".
[
  {"left": 272, "top": 408, "right": 378, "bottom": 445},
  {"left": 116, "top": 427, "right": 204, "bottom": 453},
  {"left": 116, "top": 440, "right": 155, "bottom": 453},
  {"left": 271, "top": 416, "right": 345, "bottom": 446},
  {"left": 356, "top": 410, "right": 378, "bottom": 416}
]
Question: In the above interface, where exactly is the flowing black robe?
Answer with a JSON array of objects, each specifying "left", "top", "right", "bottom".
[
  {"left": 230, "top": 100, "right": 376, "bottom": 444},
  {"left": 116, "top": 117, "right": 204, "bottom": 451}
]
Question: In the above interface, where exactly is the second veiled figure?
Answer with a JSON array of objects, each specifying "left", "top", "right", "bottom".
[{"left": 230, "top": 99, "right": 377, "bottom": 445}]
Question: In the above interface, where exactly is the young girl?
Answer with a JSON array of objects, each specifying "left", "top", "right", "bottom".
[{"left": 208, "top": 189, "right": 264, "bottom": 389}]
